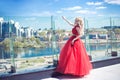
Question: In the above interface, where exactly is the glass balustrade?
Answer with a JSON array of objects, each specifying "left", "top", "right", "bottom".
[{"left": 0, "top": 16, "right": 120, "bottom": 74}]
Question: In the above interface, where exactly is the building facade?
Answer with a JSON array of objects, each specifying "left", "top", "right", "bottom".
[{"left": 0, "top": 17, "right": 35, "bottom": 39}]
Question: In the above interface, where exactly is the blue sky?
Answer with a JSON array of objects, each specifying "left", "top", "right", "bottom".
[
  {"left": 0, "top": 0, "right": 120, "bottom": 30},
  {"left": 0, "top": 0, "right": 120, "bottom": 16}
]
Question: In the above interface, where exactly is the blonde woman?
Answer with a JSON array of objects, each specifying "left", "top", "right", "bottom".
[{"left": 52, "top": 16, "right": 92, "bottom": 77}]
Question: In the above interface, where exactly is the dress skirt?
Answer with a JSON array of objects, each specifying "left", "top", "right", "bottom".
[{"left": 56, "top": 36, "right": 92, "bottom": 76}]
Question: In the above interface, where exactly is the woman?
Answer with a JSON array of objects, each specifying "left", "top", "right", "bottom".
[{"left": 52, "top": 16, "right": 92, "bottom": 77}]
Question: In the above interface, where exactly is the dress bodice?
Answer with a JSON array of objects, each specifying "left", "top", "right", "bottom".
[{"left": 72, "top": 25, "right": 79, "bottom": 35}]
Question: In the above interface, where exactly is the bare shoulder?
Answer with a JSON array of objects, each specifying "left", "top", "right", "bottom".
[{"left": 76, "top": 26, "right": 80, "bottom": 30}]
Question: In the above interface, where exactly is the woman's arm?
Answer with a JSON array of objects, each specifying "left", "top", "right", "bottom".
[{"left": 62, "top": 16, "right": 74, "bottom": 26}]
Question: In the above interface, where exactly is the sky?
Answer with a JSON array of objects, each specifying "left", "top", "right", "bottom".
[{"left": 0, "top": 0, "right": 120, "bottom": 30}]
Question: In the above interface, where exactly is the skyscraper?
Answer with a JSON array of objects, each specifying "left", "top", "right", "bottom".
[
  {"left": 0, "top": 17, "right": 35, "bottom": 39},
  {"left": 0, "top": 17, "right": 4, "bottom": 38}
]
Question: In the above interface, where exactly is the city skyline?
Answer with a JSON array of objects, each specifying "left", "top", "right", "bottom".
[{"left": 1, "top": 16, "right": 120, "bottom": 30}]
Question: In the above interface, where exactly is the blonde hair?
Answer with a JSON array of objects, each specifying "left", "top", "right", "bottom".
[{"left": 75, "top": 17, "right": 84, "bottom": 36}]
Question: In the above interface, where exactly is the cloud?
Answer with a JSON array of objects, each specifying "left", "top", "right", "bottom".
[
  {"left": 96, "top": 6, "right": 107, "bottom": 9},
  {"left": 56, "top": 11, "right": 63, "bottom": 13},
  {"left": 62, "top": 6, "right": 82, "bottom": 11},
  {"left": 25, "top": 17, "right": 36, "bottom": 21},
  {"left": 98, "top": 14, "right": 105, "bottom": 16},
  {"left": 75, "top": 10, "right": 97, "bottom": 14},
  {"left": 108, "top": 14, "right": 119, "bottom": 16},
  {"left": 41, "top": 11, "right": 52, "bottom": 15},
  {"left": 104, "top": 0, "right": 120, "bottom": 5},
  {"left": 31, "top": 11, "right": 53, "bottom": 16},
  {"left": 86, "top": 2, "right": 103, "bottom": 6}
]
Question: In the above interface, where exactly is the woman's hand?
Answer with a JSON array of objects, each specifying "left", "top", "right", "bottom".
[{"left": 71, "top": 39, "right": 75, "bottom": 46}]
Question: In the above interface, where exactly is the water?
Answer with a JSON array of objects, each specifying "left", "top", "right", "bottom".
[
  {"left": 0, "top": 43, "right": 120, "bottom": 59},
  {"left": 0, "top": 47, "right": 60, "bottom": 59}
]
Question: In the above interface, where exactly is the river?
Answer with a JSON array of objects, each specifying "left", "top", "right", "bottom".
[{"left": 0, "top": 43, "right": 120, "bottom": 59}]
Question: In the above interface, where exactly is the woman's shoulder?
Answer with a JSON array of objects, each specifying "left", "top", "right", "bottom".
[
  {"left": 75, "top": 25, "right": 80, "bottom": 29},
  {"left": 75, "top": 24, "right": 80, "bottom": 27}
]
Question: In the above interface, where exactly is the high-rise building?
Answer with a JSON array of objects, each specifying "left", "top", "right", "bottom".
[
  {"left": 1, "top": 19, "right": 21, "bottom": 38},
  {"left": 0, "top": 17, "right": 36, "bottom": 39},
  {"left": 19, "top": 27, "right": 24, "bottom": 37},
  {"left": 14, "top": 22, "right": 20, "bottom": 37},
  {"left": 23, "top": 27, "right": 34, "bottom": 38},
  {"left": 2, "top": 21, "right": 9, "bottom": 38},
  {"left": 0, "top": 17, "right": 4, "bottom": 38}
]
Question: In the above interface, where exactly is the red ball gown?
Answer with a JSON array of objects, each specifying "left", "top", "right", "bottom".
[{"left": 56, "top": 25, "right": 92, "bottom": 76}]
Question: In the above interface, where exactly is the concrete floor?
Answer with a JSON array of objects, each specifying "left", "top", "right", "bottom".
[{"left": 42, "top": 64, "right": 120, "bottom": 80}]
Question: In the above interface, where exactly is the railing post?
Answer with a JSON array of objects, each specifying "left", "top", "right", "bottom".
[
  {"left": 51, "top": 16, "right": 58, "bottom": 67},
  {"left": 9, "top": 21, "right": 16, "bottom": 73}
]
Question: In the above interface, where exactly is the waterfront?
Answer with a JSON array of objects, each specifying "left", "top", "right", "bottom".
[
  {"left": 0, "top": 40, "right": 120, "bottom": 72},
  {"left": 0, "top": 41, "right": 120, "bottom": 59}
]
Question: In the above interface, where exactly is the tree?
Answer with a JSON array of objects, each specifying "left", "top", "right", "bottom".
[
  {"left": 2, "top": 38, "right": 10, "bottom": 48},
  {"left": 30, "top": 37, "right": 36, "bottom": 41},
  {"left": 39, "top": 31, "right": 46, "bottom": 37},
  {"left": 114, "top": 28, "right": 120, "bottom": 34},
  {"left": 14, "top": 41, "right": 23, "bottom": 48},
  {"left": 36, "top": 38, "right": 41, "bottom": 44}
]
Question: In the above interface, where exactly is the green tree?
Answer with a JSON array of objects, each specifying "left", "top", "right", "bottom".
[
  {"left": 39, "top": 32, "right": 46, "bottom": 37},
  {"left": 114, "top": 28, "right": 120, "bottom": 34},
  {"left": 36, "top": 38, "right": 41, "bottom": 44},
  {"left": 30, "top": 37, "right": 36, "bottom": 41},
  {"left": 2, "top": 38, "right": 10, "bottom": 48},
  {"left": 14, "top": 41, "right": 23, "bottom": 48}
]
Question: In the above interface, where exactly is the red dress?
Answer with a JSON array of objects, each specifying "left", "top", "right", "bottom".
[{"left": 56, "top": 25, "right": 92, "bottom": 76}]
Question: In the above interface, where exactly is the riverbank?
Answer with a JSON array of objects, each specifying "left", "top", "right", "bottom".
[{"left": 0, "top": 37, "right": 46, "bottom": 49}]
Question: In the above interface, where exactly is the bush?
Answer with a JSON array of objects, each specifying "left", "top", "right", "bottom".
[
  {"left": 36, "top": 38, "right": 41, "bottom": 44},
  {"left": 2, "top": 38, "right": 11, "bottom": 48},
  {"left": 14, "top": 41, "right": 23, "bottom": 48}
]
